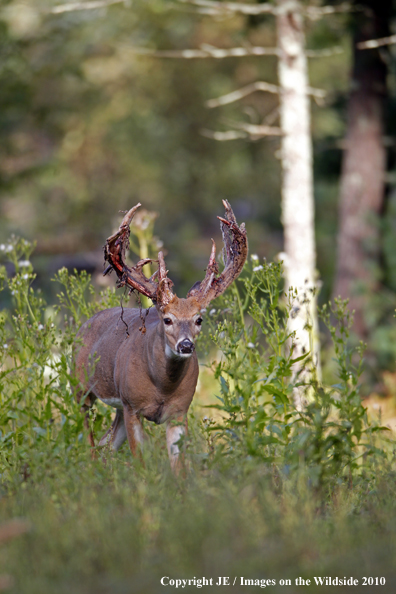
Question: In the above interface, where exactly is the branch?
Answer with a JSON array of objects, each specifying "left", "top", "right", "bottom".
[
  {"left": 304, "top": 2, "right": 365, "bottom": 19},
  {"left": 206, "top": 81, "right": 279, "bottom": 107},
  {"left": 205, "top": 81, "right": 326, "bottom": 108},
  {"left": 178, "top": 0, "right": 360, "bottom": 19},
  {"left": 201, "top": 129, "right": 248, "bottom": 140},
  {"left": 51, "top": 0, "right": 125, "bottom": 13},
  {"left": 231, "top": 121, "right": 282, "bottom": 137},
  {"left": 132, "top": 43, "right": 341, "bottom": 61},
  {"left": 178, "top": 0, "right": 277, "bottom": 15},
  {"left": 264, "top": 106, "right": 279, "bottom": 126},
  {"left": 305, "top": 46, "right": 343, "bottom": 58},
  {"left": 357, "top": 34, "right": 396, "bottom": 50},
  {"left": 131, "top": 44, "right": 279, "bottom": 59},
  {"left": 203, "top": 121, "right": 282, "bottom": 141}
]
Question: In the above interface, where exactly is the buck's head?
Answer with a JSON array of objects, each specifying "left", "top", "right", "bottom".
[
  {"left": 104, "top": 200, "right": 248, "bottom": 356},
  {"left": 156, "top": 296, "right": 203, "bottom": 357}
]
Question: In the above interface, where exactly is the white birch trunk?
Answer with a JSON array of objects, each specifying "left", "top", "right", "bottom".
[{"left": 276, "top": 0, "right": 321, "bottom": 391}]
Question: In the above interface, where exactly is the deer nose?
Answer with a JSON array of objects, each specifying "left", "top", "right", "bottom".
[{"left": 177, "top": 339, "right": 195, "bottom": 354}]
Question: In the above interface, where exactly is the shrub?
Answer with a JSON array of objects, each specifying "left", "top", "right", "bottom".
[
  {"left": 0, "top": 239, "right": 390, "bottom": 494},
  {"left": 0, "top": 237, "right": 118, "bottom": 476},
  {"left": 200, "top": 257, "right": 389, "bottom": 491}
]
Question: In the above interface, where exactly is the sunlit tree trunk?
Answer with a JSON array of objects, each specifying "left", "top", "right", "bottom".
[
  {"left": 333, "top": 0, "right": 390, "bottom": 338},
  {"left": 277, "top": 0, "right": 320, "bottom": 388}
]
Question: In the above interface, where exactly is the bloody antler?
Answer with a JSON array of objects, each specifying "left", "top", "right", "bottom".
[
  {"left": 187, "top": 200, "right": 248, "bottom": 307},
  {"left": 104, "top": 204, "right": 174, "bottom": 306},
  {"left": 105, "top": 201, "right": 246, "bottom": 309}
]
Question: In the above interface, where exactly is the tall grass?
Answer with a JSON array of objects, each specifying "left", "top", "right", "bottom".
[
  {"left": 0, "top": 239, "right": 395, "bottom": 593},
  {"left": 200, "top": 258, "right": 390, "bottom": 491},
  {"left": 0, "top": 237, "right": 119, "bottom": 476}
]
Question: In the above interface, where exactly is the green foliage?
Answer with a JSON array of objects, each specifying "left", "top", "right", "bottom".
[
  {"left": 0, "top": 238, "right": 120, "bottom": 475},
  {"left": 0, "top": 238, "right": 391, "bottom": 492},
  {"left": 1, "top": 0, "right": 395, "bottom": 378},
  {"left": 201, "top": 257, "right": 389, "bottom": 490},
  {"left": 0, "top": 239, "right": 395, "bottom": 591},
  {"left": 3, "top": 454, "right": 396, "bottom": 594}
]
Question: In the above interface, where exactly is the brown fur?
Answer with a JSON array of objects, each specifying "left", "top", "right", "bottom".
[
  {"left": 74, "top": 299, "right": 202, "bottom": 471},
  {"left": 74, "top": 200, "right": 247, "bottom": 472}
]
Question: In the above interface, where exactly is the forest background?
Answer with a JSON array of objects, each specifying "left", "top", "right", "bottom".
[
  {"left": 1, "top": 1, "right": 396, "bottom": 591},
  {"left": 2, "top": 0, "right": 396, "bottom": 393}
]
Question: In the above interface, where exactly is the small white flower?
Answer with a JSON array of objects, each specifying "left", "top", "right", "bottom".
[
  {"left": 0, "top": 244, "right": 5, "bottom": 251},
  {"left": 22, "top": 274, "right": 29, "bottom": 280},
  {"left": 200, "top": 308, "right": 207, "bottom": 314},
  {"left": 209, "top": 308, "right": 216, "bottom": 316},
  {"left": 253, "top": 265, "right": 263, "bottom": 272},
  {"left": 38, "top": 324, "right": 44, "bottom": 331},
  {"left": 251, "top": 254, "right": 259, "bottom": 262},
  {"left": 11, "top": 290, "right": 17, "bottom": 296},
  {"left": 5, "top": 245, "right": 13, "bottom": 253},
  {"left": 3, "top": 344, "right": 8, "bottom": 349},
  {"left": 19, "top": 260, "right": 31, "bottom": 267},
  {"left": 247, "top": 342, "right": 255, "bottom": 349}
]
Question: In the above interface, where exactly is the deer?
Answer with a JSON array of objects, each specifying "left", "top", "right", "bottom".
[{"left": 73, "top": 200, "right": 247, "bottom": 472}]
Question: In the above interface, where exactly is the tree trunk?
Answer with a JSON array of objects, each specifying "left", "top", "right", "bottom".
[
  {"left": 277, "top": 0, "right": 320, "bottom": 388},
  {"left": 333, "top": 1, "right": 390, "bottom": 338}
]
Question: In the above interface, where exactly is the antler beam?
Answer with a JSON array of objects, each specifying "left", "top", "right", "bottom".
[
  {"left": 187, "top": 200, "right": 248, "bottom": 307},
  {"left": 104, "top": 204, "right": 164, "bottom": 301}
]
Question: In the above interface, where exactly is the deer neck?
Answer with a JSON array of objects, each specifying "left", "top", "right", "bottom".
[{"left": 145, "top": 323, "right": 194, "bottom": 390}]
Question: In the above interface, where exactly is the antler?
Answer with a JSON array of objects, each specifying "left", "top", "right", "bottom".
[
  {"left": 104, "top": 204, "right": 174, "bottom": 306},
  {"left": 187, "top": 200, "right": 248, "bottom": 307}
]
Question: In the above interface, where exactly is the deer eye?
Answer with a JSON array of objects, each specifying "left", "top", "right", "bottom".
[
  {"left": 195, "top": 317, "right": 203, "bottom": 326},
  {"left": 163, "top": 318, "right": 173, "bottom": 326}
]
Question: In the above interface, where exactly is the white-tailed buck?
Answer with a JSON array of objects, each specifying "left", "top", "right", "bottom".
[{"left": 74, "top": 201, "right": 247, "bottom": 471}]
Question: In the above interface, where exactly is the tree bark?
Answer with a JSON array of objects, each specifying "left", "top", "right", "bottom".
[
  {"left": 277, "top": 0, "right": 320, "bottom": 386},
  {"left": 333, "top": 1, "right": 390, "bottom": 338}
]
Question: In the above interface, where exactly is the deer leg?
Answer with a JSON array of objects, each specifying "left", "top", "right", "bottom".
[
  {"left": 123, "top": 405, "right": 144, "bottom": 458},
  {"left": 98, "top": 409, "right": 127, "bottom": 451},
  {"left": 83, "top": 408, "right": 95, "bottom": 448},
  {"left": 166, "top": 415, "right": 188, "bottom": 474},
  {"left": 77, "top": 392, "right": 96, "bottom": 449}
]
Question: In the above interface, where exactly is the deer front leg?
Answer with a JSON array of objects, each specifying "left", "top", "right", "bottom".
[
  {"left": 80, "top": 405, "right": 95, "bottom": 448},
  {"left": 166, "top": 415, "right": 188, "bottom": 474},
  {"left": 75, "top": 390, "right": 96, "bottom": 449},
  {"left": 98, "top": 409, "right": 127, "bottom": 451},
  {"left": 123, "top": 404, "right": 144, "bottom": 458}
]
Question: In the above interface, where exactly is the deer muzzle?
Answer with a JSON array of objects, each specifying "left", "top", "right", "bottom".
[{"left": 177, "top": 339, "right": 195, "bottom": 355}]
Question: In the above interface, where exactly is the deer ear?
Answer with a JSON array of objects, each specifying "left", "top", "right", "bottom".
[{"left": 187, "top": 281, "right": 201, "bottom": 298}]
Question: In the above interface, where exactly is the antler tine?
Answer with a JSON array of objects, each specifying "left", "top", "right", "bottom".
[
  {"left": 189, "top": 238, "right": 219, "bottom": 302},
  {"left": 104, "top": 204, "right": 159, "bottom": 301},
  {"left": 157, "top": 251, "right": 175, "bottom": 310},
  {"left": 187, "top": 200, "right": 248, "bottom": 307}
]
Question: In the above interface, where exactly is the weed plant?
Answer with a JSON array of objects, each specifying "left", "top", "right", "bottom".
[
  {"left": 0, "top": 239, "right": 395, "bottom": 592},
  {"left": 200, "top": 257, "right": 389, "bottom": 492},
  {"left": 0, "top": 239, "right": 392, "bottom": 488},
  {"left": 0, "top": 237, "right": 118, "bottom": 477}
]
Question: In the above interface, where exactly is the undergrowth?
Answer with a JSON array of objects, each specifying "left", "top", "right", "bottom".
[
  {"left": 199, "top": 258, "right": 391, "bottom": 492},
  {"left": 0, "top": 238, "right": 396, "bottom": 592},
  {"left": 0, "top": 237, "right": 393, "bottom": 490}
]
